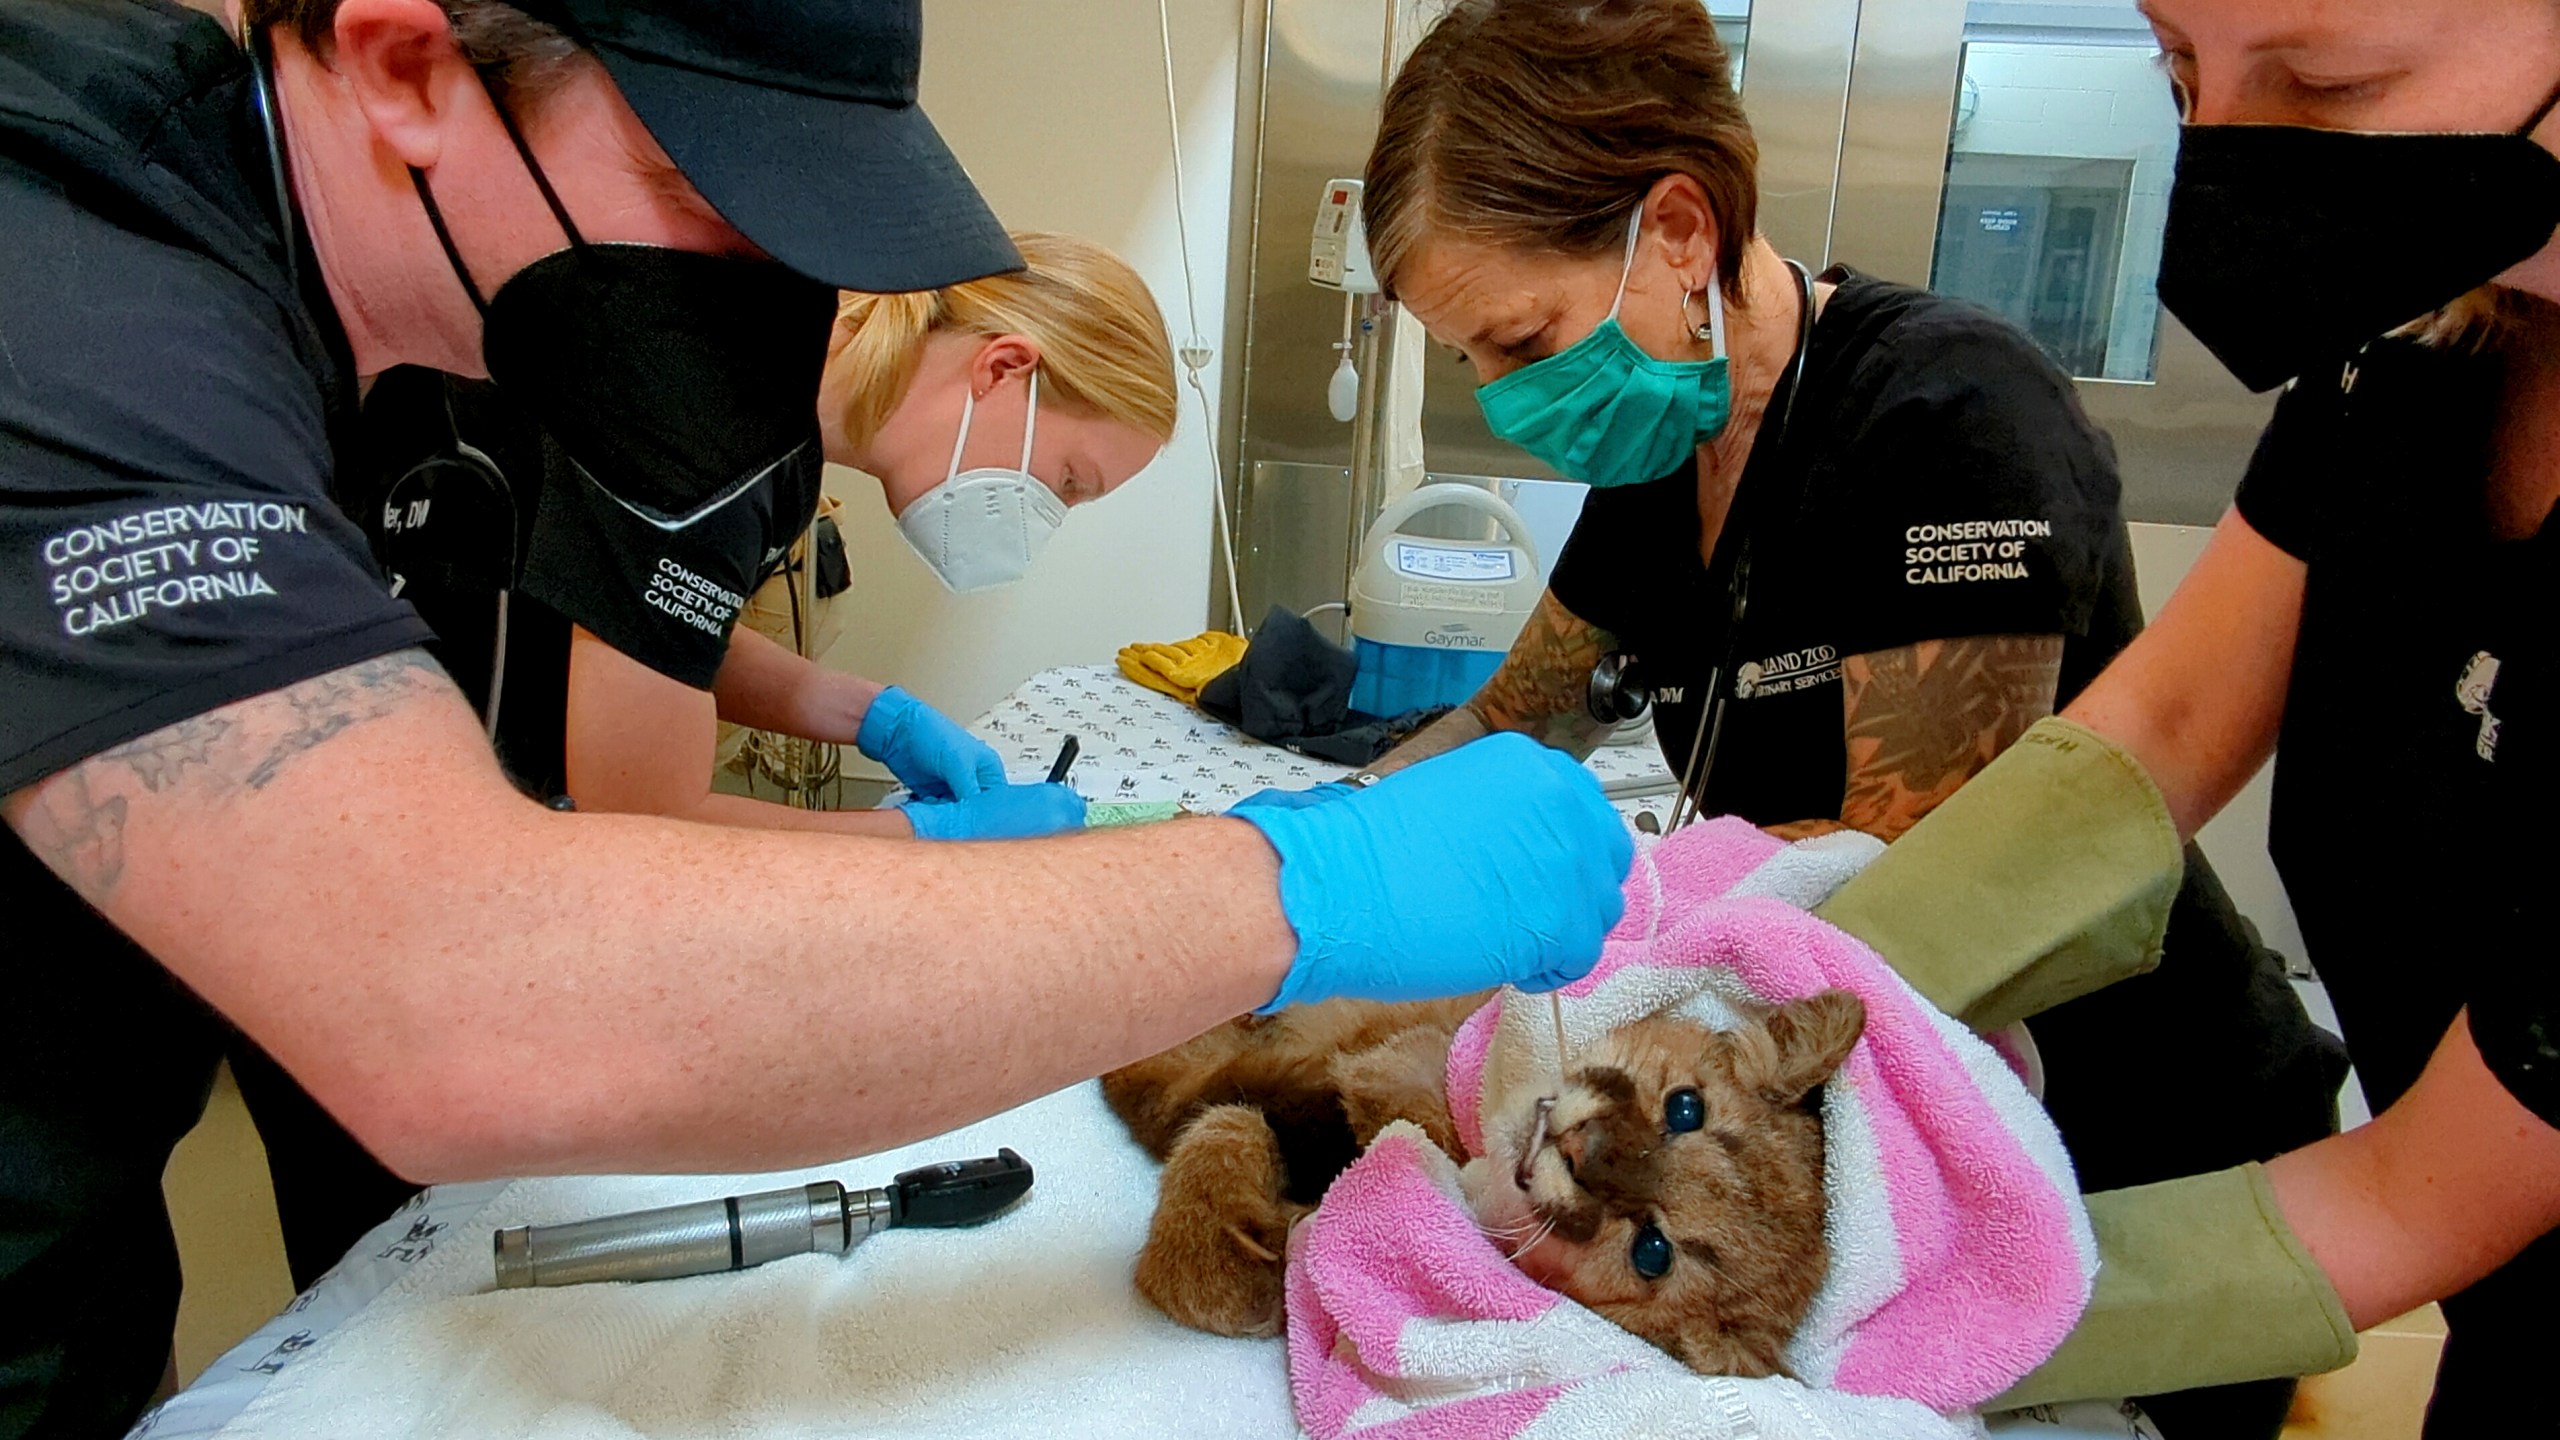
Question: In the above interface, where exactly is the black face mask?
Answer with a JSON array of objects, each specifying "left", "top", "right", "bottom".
[
  {"left": 410, "top": 85, "right": 837, "bottom": 528},
  {"left": 2157, "top": 77, "right": 2560, "bottom": 393}
]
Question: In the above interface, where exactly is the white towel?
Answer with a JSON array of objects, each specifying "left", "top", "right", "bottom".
[
  {"left": 194, "top": 1086, "right": 1294, "bottom": 1440},
  {"left": 159, "top": 1065, "right": 2145, "bottom": 1440}
]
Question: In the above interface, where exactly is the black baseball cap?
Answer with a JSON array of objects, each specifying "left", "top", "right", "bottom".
[{"left": 513, "top": 0, "right": 1023, "bottom": 292}]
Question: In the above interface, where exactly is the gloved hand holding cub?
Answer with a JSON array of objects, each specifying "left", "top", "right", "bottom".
[{"left": 1234, "top": 733, "right": 1632, "bottom": 1011}]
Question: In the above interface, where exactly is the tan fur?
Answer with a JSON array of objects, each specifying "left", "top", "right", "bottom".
[{"left": 1103, "top": 989, "right": 1866, "bottom": 1375}]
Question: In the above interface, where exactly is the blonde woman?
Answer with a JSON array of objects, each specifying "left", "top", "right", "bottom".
[{"left": 562, "top": 232, "right": 1178, "bottom": 838}]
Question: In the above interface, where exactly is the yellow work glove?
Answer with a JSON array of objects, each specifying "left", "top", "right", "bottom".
[
  {"left": 1997, "top": 1165, "right": 2359, "bottom": 1406},
  {"left": 1116, "top": 631, "right": 1248, "bottom": 705},
  {"left": 1814, "top": 715, "right": 2184, "bottom": 1032}
]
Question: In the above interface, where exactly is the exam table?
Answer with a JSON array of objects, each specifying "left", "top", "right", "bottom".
[{"left": 135, "top": 667, "right": 2155, "bottom": 1440}]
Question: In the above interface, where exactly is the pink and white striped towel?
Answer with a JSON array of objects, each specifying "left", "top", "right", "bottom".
[{"left": 1285, "top": 818, "right": 2095, "bottom": 1439}]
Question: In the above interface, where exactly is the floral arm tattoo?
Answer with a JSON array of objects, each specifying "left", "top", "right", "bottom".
[{"left": 1834, "top": 634, "right": 2064, "bottom": 842}]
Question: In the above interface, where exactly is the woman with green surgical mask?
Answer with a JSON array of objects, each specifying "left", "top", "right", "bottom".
[
  {"left": 1340, "top": 3, "right": 2346, "bottom": 1434},
  {"left": 1471, "top": 206, "right": 1735, "bottom": 492}
]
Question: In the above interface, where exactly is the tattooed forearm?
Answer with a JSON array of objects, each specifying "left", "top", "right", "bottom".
[
  {"left": 11, "top": 766, "right": 130, "bottom": 898},
  {"left": 97, "top": 714, "right": 236, "bottom": 793},
  {"left": 1367, "top": 590, "right": 1619, "bottom": 774},
  {"left": 1364, "top": 704, "right": 1492, "bottom": 776},
  {"left": 1836, "top": 634, "right": 2063, "bottom": 842},
  {"left": 240, "top": 652, "right": 450, "bottom": 789},
  {"left": 4, "top": 650, "right": 456, "bottom": 903},
  {"left": 1465, "top": 591, "right": 1618, "bottom": 757}
]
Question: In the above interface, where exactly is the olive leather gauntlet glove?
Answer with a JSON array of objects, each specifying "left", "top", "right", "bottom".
[
  {"left": 1997, "top": 1165, "right": 2359, "bottom": 1406},
  {"left": 1813, "top": 715, "right": 2184, "bottom": 1032},
  {"left": 1811, "top": 716, "right": 2359, "bottom": 1401}
]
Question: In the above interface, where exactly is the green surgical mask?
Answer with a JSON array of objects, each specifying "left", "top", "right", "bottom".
[{"left": 1474, "top": 209, "right": 1732, "bottom": 489}]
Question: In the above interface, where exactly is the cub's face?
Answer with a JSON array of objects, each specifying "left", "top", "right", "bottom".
[{"left": 1460, "top": 991, "right": 1864, "bottom": 1376}]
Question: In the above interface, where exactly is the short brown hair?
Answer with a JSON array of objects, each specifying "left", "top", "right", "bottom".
[
  {"left": 1364, "top": 0, "right": 1760, "bottom": 304},
  {"left": 245, "top": 0, "right": 583, "bottom": 97}
]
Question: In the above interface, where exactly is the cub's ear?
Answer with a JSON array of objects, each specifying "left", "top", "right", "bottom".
[{"left": 1733, "top": 990, "right": 1865, "bottom": 1108}]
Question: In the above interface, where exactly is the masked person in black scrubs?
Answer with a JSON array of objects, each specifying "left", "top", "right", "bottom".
[
  {"left": 1332, "top": 7, "right": 2343, "bottom": 1433},
  {"left": 362, "top": 231, "right": 1175, "bottom": 837},
  {"left": 1858, "top": 0, "right": 2560, "bottom": 1428},
  {"left": 0, "top": 3, "right": 1642, "bottom": 1434}
]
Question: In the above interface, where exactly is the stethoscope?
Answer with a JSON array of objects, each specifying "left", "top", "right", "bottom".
[
  {"left": 1588, "top": 256, "right": 1818, "bottom": 833},
  {"left": 246, "top": 20, "right": 521, "bottom": 741}
]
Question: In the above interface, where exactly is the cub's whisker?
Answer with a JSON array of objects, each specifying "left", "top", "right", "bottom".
[{"left": 1506, "top": 1216, "right": 1557, "bottom": 1261}]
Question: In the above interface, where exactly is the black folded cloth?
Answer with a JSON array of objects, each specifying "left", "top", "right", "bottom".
[{"left": 1197, "top": 606, "right": 1450, "bottom": 765}]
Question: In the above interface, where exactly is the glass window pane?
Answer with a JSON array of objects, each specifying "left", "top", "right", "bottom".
[
  {"left": 1928, "top": 4, "right": 2180, "bottom": 382},
  {"left": 1709, "top": 0, "right": 1751, "bottom": 87}
]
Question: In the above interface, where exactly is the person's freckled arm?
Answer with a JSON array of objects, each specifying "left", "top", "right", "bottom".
[
  {"left": 4, "top": 650, "right": 1295, "bottom": 1181},
  {"left": 1367, "top": 588, "right": 1619, "bottom": 775},
  {"left": 710, "top": 622, "right": 885, "bottom": 743},
  {"left": 565, "top": 624, "right": 912, "bottom": 835},
  {"left": 2063, "top": 507, "right": 2305, "bottom": 840},
  {"left": 2266, "top": 1011, "right": 2560, "bottom": 1332}
]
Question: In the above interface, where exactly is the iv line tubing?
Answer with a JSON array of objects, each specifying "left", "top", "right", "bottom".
[{"left": 1155, "top": 0, "right": 1248, "bottom": 631}]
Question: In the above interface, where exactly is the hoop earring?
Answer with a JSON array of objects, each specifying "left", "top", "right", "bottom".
[{"left": 1683, "top": 291, "right": 1713, "bottom": 343}]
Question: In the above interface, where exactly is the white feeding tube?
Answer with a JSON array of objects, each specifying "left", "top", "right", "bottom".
[{"left": 1154, "top": 0, "right": 1246, "bottom": 631}]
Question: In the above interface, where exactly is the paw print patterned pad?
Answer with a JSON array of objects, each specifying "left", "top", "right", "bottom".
[{"left": 969, "top": 664, "right": 1679, "bottom": 821}]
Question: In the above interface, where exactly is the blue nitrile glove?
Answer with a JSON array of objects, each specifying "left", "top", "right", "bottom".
[
  {"left": 856, "top": 686, "right": 1008, "bottom": 801},
  {"left": 1233, "top": 733, "right": 1631, "bottom": 1012},
  {"left": 901, "top": 783, "right": 1088, "bottom": 841},
  {"left": 1228, "top": 782, "right": 1358, "bottom": 812}
]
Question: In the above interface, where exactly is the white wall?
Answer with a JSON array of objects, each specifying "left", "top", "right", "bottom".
[{"left": 817, "top": 0, "right": 1243, "bottom": 762}]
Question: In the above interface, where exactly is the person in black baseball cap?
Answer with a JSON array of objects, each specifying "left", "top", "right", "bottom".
[
  {"left": 0, "top": 2, "right": 1634, "bottom": 1434},
  {"left": 504, "top": 0, "right": 1021, "bottom": 292}
]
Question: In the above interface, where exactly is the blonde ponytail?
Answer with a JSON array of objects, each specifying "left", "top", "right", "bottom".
[{"left": 829, "top": 232, "right": 1178, "bottom": 452}]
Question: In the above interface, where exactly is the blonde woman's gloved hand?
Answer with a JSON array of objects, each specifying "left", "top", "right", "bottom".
[
  {"left": 856, "top": 686, "right": 1007, "bottom": 801},
  {"left": 1228, "top": 782, "right": 1357, "bottom": 812},
  {"left": 1233, "top": 733, "right": 1631, "bottom": 1011},
  {"left": 900, "top": 783, "right": 1086, "bottom": 841}
]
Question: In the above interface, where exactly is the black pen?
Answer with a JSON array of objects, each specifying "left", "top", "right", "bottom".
[{"left": 1046, "top": 735, "right": 1081, "bottom": 785}]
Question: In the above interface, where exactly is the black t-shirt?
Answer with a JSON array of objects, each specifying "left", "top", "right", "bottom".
[
  {"left": 1551, "top": 269, "right": 2349, "bottom": 1193},
  {"left": 1549, "top": 268, "right": 2138, "bottom": 823},
  {"left": 346, "top": 367, "right": 823, "bottom": 797},
  {"left": 513, "top": 400, "right": 821, "bottom": 692},
  {"left": 0, "top": 3, "right": 432, "bottom": 1434},
  {"left": 2239, "top": 339, "right": 2560, "bottom": 1129}
]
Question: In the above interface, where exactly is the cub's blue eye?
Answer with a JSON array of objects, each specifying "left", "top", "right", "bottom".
[
  {"left": 1630, "top": 1222, "right": 1675, "bottom": 1280},
  {"left": 1664, "top": 1088, "right": 1705, "bottom": 1133}
]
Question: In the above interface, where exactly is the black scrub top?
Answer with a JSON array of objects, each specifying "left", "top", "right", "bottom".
[
  {"left": 1550, "top": 268, "right": 2348, "bottom": 1194},
  {"left": 2240, "top": 337, "right": 2560, "bottom": 1129},
  {"left": 1549, "top": 267, "right": 2138, "bottom": 822},
  {"left": 348, "top": 369, "right": 825, "bottom": 799},
  {"left": 0, "top": 3, "right": 435, "bottom": 1435}
]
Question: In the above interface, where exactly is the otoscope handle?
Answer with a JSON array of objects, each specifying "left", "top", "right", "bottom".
[
  {"left": 492, "top": 1181, "right": 890, "bottom": 1289},
  {"left": 490, "top": 1150, "right": 1035, "bottom": 1289}
]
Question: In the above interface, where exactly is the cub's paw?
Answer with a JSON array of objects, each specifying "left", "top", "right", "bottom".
[{"left": 1135, "top": 1104, "right": 1306, "bottom": 1338}]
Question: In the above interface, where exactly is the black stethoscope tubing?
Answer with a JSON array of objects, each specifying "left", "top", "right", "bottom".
[{"left": 1651, "top": 257, "right": 1818, "bottom": 832}]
